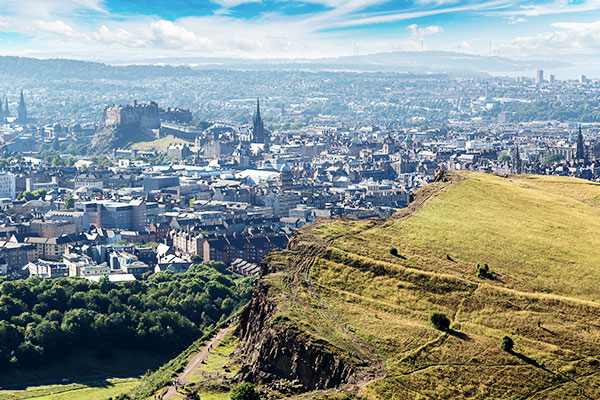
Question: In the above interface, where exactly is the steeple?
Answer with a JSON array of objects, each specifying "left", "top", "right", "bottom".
[
  {"left": 252, "top": 97, "right": 265, "bottom": 143},
  {"left": 576, "top": 126, "right": 586, "bottom": 162},
  {"left": 17, "top": 89, "right": 27, "bottom": 123},
  {"left": 513, "top": 144, "right": 522, "bottom": 174}
]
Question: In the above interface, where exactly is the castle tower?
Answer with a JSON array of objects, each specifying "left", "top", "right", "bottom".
[
  {"left": 17, "top": 89, "right": 27, "bottom": 123},
  {"left": 252, "top": 98, "right": 265, "bottom": 143},
  {"left": 576, "top": 126, "right": 586, "bottom": 163}
]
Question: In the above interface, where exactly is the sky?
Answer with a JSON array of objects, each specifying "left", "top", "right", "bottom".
[{"left": 1, "top": 0, "right": 600, "bottom": 63}]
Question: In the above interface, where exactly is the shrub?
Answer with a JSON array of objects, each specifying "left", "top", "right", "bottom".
[
  {"left": 501, "top": 335, "right": 514, "bottom": 352},
  {"left": 476, "top": 263, "right": 492, "bottom": 279},
  {"left": 430, "top": 312, "right": 450, "bottom": 331},
  {"left": 230, "top": 383, "right": 260, "bottom": 400},
  {"left": 389, "top": 247, "right": 398, "bottom": 256}
]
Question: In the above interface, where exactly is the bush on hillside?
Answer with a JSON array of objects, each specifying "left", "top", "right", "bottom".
[
  {"left": 430, "top": 312, "right": 450, "bottom": 331},
  {"left": 230, "top": 383, "right": 260, "bottom": 400},
  {"left": 389, "top": 247, "right": 398, "bottom": 256},
  {"left": 476, "top": 263, "right": 492, "bottom": 279},
  {"left": 501, "top": 335, "right": 514, "bottom": 352}
]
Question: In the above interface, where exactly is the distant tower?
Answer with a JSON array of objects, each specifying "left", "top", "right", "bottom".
[
  {"left": 513, "top": 144, "right": 522, "bottom": 174},
  {"left": 17, "top": 89, "right": 27, "bottom": 123},
  {"left": 0, "top": 99, "right": 4, "bottom": 120},
  {"left": 252, "top": 98, "right": 265, "bottom": 143},
  {"left": 4, "top": 99, "right": 9, "bottom": 118},
  {"left": 535, "top": 69, "right": 544, "bottom": 85},
  {"left": 576, "top": 126, "right": 586, "bottom": 162}
]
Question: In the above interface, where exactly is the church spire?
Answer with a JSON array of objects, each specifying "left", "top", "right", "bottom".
[
  {"left": 252, "top": 97, "right": 265, "bottom": 143},
  {"left": 17, "top": 89, "right": 27, "bottom": 123},
  {"left": 576, "top": 125, "right": 586, "bottom": 162}
]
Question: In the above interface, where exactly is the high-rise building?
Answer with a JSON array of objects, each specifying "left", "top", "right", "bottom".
[
  {"left": 535, "top": 69, "right": 544, "bottom": 85},
  {"left": 0, "top": 173, "right": 16, "bottom": 200},
  {"left": 4, "top": 99, "right": 9, "bottom": 119},
  {"left": 0, "top": 99, "right": 4, "bottom": 120},
  {"left": 549, "top": 74, "right": 555, "bottom": 84},
  {"left": 580, "top": 75, "right": 587, "bottom": 84},
  {"left": 17, "top": 89, "right": 27, "bottom": 123},
  {"left": 252, "top": 98, "right": 266, "bottom": 143}
]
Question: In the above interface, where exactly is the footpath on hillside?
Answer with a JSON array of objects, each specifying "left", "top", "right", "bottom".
[{"left": 158, "top": 326, "right": 231, "bottom": 400}]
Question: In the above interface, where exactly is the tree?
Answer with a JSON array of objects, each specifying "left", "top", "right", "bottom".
[
  {"left": 63, "top": 195, "right": 75, "bottom": 209},
  {"left": 501, "top": 335, "right": 514, "bottom": 352},
  {"left": 389, "top": 247, "right": 398, "bottom": 256},
  {"left": 476, "top": 263, "right": 491, "bottom": 279},
  {"left": 230, "top": 383, "right": 260, "bottom": 400},
  {"left": 430, "top": 312, "right": 450, "bottom": 331}
]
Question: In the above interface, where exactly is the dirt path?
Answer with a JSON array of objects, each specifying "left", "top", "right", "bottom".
[{"left": 160, "top": 327, "right": 231, "bottom": 400}]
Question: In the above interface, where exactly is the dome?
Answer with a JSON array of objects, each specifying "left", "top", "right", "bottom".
[{"left": 280, "top": 163, "right": 291, "bottom": 172}]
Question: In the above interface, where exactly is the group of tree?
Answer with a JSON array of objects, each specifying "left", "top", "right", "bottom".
[{"left": 0, "top": 263, "right": 253, "bottom": 370}]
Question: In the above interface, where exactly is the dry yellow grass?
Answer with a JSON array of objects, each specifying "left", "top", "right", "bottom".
[{"left": 266, "top": 172, "right": 600, "bottom": 399}]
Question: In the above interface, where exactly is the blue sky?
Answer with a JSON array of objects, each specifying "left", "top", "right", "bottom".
[{"left": 1, "top": 0, "right": 600, "bottom": 62}]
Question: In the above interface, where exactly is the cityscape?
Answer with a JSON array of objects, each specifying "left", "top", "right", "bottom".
[{"left": 1, "top": 0, "right": 600, "bottom": 399}]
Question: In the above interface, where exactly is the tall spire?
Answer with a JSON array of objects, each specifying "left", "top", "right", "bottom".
[
  {"left": 576, "top": 125, "right": 586, "bottom": 162},
  {"left": 252, "top": 97, "right": 265, "bottom": 143},
  {"left": 17, "top": 89, "right": 27, "bottom": 123}
]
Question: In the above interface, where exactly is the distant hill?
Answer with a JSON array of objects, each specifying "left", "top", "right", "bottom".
[
  {"left": 0, "top": 52, "right": 572, "bottom": 81},
  {"left": 0, "top": 56, "right": 199, "bottom": 81},
  {"left": 163, "top": 171, "right": 600, "bottom": 399}
]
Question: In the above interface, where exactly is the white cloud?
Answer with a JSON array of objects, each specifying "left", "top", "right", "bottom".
[
  {"left": 94, "top": 25, "right": 149, "bottom": 47},
  {"left": 504, "top": 20, "right": 600, "bottom": 54},
  {"left": 148, "top": 20, "right": 220, "bottom": 50},
  {"left": 506, "top": 16, "right": 527, "bottom": 24},
  {"left": 33, "top": 20, "right": 83, "bottom": 39}
]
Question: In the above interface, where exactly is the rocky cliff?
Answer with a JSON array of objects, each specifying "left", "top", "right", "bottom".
[
  {"left": 235, "top": 278, "right": 358, "bottom": 391},
  {"left": 88, "top": 123, "right": 155, "bottom": 155}
]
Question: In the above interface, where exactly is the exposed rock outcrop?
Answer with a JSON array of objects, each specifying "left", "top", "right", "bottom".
[{"left": 235, "top": 279, "right": 357, "bottom": 391}]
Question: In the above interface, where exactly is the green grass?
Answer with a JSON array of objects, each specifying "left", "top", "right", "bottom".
[
  {"left": 257, "top": 172, "right": 600, "bottom": 399},
  {"left": 130, "top": 135, "right": 193, "bottom": 152},
  {"left": 195, "top": 390, "right": 229, "bottom": 400},
  {"left": 0, "top": 349, "right": 167, "bottom": 388},
  {"left": 187, "top": 333, "right": 241, "bottom": 383},
  {"left": 0, "top": 378, "right": 139, "bottom": 400}
]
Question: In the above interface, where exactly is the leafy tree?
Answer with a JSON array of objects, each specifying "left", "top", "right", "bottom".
[
  {"left": 230, "top": 383, "right": 260, "bottom": 400},
  {"left": 389, "top": 247, "right": 398, "bottom": 256},
  {"left": 501, "top": 335, "right": 514, "bottom": 352},
  {"left": 430, "top": 312, "right": 450, "bottom": 331},
  {"left": 63, "top": 195, "right": 75, "bottom": 209},
  {"left": 0, "top": 263, "right": 253, "bottom": 370}
]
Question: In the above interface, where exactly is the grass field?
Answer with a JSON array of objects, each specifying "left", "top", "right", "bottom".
[
  {"left": 0, "top": 378, "right": 139, "bottom": 400},
  {"left": 130, "top": 135, "right": 193, "bottom": 152},
  {"left": 255, "top": 172, "right": 600, "bottom": 399}
]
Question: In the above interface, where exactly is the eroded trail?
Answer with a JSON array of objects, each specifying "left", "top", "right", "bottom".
[{"left": 160, "top": 327, "right": 231, "bottom": 400}]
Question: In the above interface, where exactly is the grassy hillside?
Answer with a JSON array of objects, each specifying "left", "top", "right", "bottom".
[
  {"left": 242, "top": 172, "right": 600, "bottom": 399},
  {"left": 131, "top": 135, "right": 193, "bottom": 152}
]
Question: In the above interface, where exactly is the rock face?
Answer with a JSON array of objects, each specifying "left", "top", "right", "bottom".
[
  {"left": 88, "top": 101, "right": 159, "bottom": 155},
  {"left": 235, "top": 279, "right": 356, "bottom": 391}
]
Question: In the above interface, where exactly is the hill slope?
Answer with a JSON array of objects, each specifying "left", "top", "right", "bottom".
[{"left": 228, "top": 171, "right": 600, "bottom": 399}]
